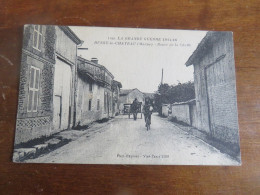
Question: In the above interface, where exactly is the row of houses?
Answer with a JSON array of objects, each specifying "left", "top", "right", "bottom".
[
  {"left": 15, "top": 25, "right": 121, "bottom": 145},
  {"left": 75, "top": 56, "right": 122, "bottom": 127},
  {"left": 168, "top": 31, "right": 240, "bottom": 152}
]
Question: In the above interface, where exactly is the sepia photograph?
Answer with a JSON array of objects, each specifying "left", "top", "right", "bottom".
[{"left": 13, "top": 25, "right": 241, "bottom": 165}]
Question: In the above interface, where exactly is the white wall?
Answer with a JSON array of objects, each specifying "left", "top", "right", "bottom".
[
  {"left": 162, "top": 105, "right": 169, "bottom": 117},
  {"left": 171, "top": 104, "right": 191, "bottom": 125}
]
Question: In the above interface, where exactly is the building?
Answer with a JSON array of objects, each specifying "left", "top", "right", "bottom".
[
  {"left": 185, "top": 31, "right": 240, "bottom": 150},
  {"left": 112, "top": 80, "right": 122, "bottom": 116},
  {"left": 75, "top": 56, "right": 115, "bottom": 127},
  {"left": 15, "top": 25, "right": 82, "bottom": 144},
  {"left": 143, "top": 92, "right": 154, "bottom": 100},
  {"left": 52, "top": 26, "right": 82, "bottom": 132},
  {"left": 118, "top": 88, "right": 145, "bottom": 113}
]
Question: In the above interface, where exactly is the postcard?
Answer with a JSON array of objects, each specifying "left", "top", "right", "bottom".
[{"left": 13, "top": 25, "right": 241, "bottom": 165}]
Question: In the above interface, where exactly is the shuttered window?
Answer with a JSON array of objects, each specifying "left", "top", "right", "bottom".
[
  {"left": 33, "top": 25, "right": 42, "bottom": 51},
  {"left": 27, "top": 66, "right": 40, "bottom": 112}
]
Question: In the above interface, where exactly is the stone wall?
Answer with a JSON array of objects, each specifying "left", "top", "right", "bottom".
[
  {"left": 193, "top": 32, "right": 239, "bottom": 147},
  {"left": 75, "top": 76, "right": 115, "bottom": 127},
  {"left": 22, "top": 25, "right": 56, "bottom": 64},
  {"left": 15, "top": 116, "right": 52, "bottom": 144},
  {"left": 15, "top": 25, "right": 56, "bottom": 144},
  {"left": 171, "top": 104, "right": 191, "bottom": 125},
  {"left": 55, "top": 26, "right": 77, "bottom": 64},
  {"left": 17, "top": 55, "right": 54, "bottom": 118},
  {"left": 75, "top": 77, "right": 103, "bottom": 126}
]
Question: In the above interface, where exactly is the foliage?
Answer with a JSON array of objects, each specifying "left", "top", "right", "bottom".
[{"left": 154, "top": 81, "right": 195, "bottom": 114}]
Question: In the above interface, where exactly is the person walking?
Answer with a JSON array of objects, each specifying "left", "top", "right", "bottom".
[{"left": 131, "top": 98, "right": 139, "bottom": 120}]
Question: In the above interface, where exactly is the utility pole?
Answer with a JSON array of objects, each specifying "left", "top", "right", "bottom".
[
  {"left": 159, "top": 68, "right": 163, "bottom": 116},
  {"left": 161, "top": 68, "right": 164, "bottom": 85}
]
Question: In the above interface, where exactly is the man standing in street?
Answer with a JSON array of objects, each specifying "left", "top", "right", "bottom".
[{"left": 131, "top": 98, "right": 139, "bottom": 120}]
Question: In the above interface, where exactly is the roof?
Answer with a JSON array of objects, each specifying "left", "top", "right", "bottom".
[
  {"left": 172, "top": 99, "right": 196, "bottom": 105},
  {"left": 120, "top": 89, "right": 133, "bottom": 95},
  {"left": 112, "top": 80, "right": 122, "bottom": 88},
  {"left": 59, "top": 26, "right": 83, "bottom": 45},
  {"left": 100, "top": 65, "right": 114, "bottom": 79},
  {"left": 185, "top": 31, "right": 231, "bottom": 66},
  {"left": 120, "top": 88, "right": 144, "bottom": 96},
  {"left": 78, "top": 56, "right": 114, "bottom": 77},
  {"left": 78, "top": 56, "right": 114, "bottom": 79},
  {"left": 78, "top": 56, "right": 102, "bottom": 68}
]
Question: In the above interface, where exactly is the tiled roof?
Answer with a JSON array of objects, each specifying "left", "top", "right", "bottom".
[
  {"left": 120, "top": 89, "right": 133, "bottom": 95},
  {"left": 120, "top": 88, "right": 145, "bottom": 96}
]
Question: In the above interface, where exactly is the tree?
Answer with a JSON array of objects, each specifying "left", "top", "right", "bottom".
[{"left": 154, "top": 81, "right": 195, "bottom": 115}]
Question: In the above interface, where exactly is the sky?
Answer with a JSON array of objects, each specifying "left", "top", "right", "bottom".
[{"left": 70, "top": 26, "right": 207, "bottom": 93}]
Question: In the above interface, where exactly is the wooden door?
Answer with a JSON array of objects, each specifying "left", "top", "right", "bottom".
[
  {"left": 53, "top": 58, "right": 72, "bottom": 130},
  {"left": 53, "top": 95, "right": 61, "bottom": 129}
]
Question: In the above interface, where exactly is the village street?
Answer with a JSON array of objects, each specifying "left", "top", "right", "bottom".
[{"left": 28, "top": 114, "right": 239, "bottom": 165}]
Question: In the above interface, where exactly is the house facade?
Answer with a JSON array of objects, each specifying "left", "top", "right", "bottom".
[
  {"left": 52, "top": 26, "right": 82, "bottom": 132},
  {"left": 185, "top": 31, "right": 240, "bottom": 150},
  {"left": 15, "top": 25, "right": 81, "bottom": 144},
  {"left": 75, "top": 57, "right": 115, "bottom": 127},
  {"left": 112, "top": 80, "right": 122, "bottom": 116}
]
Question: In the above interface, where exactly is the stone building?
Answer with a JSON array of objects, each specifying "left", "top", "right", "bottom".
[
  {"left": 52, "top": 26, "right": 82, "bottom": 132},
  {"left": 143, "top": 92, "right": 154, "bottom": 100},
  {"left": 112, "top": 80, "right": 122, "bottom": 116},
  {"left": 15, "top": 25, "right": 82, "bottom": 144},
  {"left": 185, "top": 31, "right": 239, "bottom": 150},
  {"left": 118, "top": 88, "right": 145, "bottom": 113},
  {"left": 75, "top": 56, "right": 115, "bottom": 127}
]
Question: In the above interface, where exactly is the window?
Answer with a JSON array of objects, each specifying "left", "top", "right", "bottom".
[
  {"left": 33, "top": 25, "right": 43, "bottom": 51},
  {"left": 89, "top": 83, "right": 93, "bottom": 92},
  {"left": 97, "top": 99, "right": 100, "bottom": 111},
  {"left": 28, "top": 66, "right": 40, "bottom": 112},
  {"left": 88, "top": 99, "right": 92, "bottom": 111}
]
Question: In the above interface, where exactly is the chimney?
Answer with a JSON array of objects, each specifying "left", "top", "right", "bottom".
[{"left": 91, "top": 58, "right": 98, "bottom": 64}]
